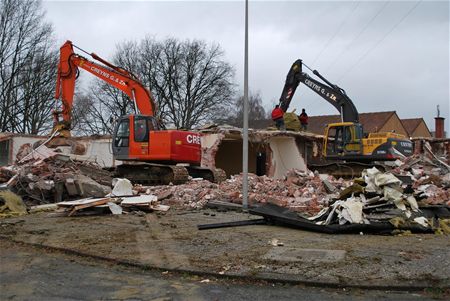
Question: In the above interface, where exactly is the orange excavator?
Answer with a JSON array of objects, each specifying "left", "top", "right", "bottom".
[{"left": 53, "top": 40, "right": 225, "bottom": 184}]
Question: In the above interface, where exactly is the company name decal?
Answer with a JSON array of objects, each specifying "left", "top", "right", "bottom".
[
  {"left": 90, "top": 66, "right": 126, "bottom": 86},
  {"left": 186, "top": 134, "right": 201, "bottom": 145}
]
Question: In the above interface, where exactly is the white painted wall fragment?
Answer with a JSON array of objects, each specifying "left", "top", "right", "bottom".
[
  {"left": 269, "top": 136, "right": 307, "bottom": 179},
  {"left": 200, "top": 133, "right": 224, "bottom": 168},
  {"left": 65, "top": 138, "right": 117, "bottom": 167}
]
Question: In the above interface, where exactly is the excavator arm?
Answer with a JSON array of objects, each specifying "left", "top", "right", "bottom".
[
  {"left": 279, "top": 59, "right": 413, "bottom": 163},
  {"left": 279, "top": 59, "right": 359, "bottom": 123},
  {"left": 54, "top": 40, "right": 155, "bottom": 134}
]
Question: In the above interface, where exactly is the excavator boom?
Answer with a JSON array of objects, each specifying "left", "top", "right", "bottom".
[
  {"left": 278, "top": 59, "right": 412, "bottom": 163},
  {"left": 54, "top": 40, "right": 154, "bottom": 131},
  {"left": 279, "top": 59, "right": 359, "bottom": 123},
  {"left": 51, "top": 40, "right": 226, "bottom": 185}
]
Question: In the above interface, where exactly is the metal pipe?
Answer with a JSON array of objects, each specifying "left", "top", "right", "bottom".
[
  {"left": 242, "top": 0, "right": 249, "bottom": 210},
  {"left": 131, "top": 89, "right": 138, "bottom": 114}
]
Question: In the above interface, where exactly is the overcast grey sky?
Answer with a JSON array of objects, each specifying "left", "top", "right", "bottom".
[{"left": 43, "top": 0, "right": 449, "bottom": 132}]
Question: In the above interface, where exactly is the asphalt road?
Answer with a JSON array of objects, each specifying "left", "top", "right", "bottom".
[{"left": 1, "top": 240, "right": 445, "bottom": 301}]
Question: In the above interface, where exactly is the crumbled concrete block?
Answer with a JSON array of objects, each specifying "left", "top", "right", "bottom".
[
  {"left": 322, "top": 179, "right": 336, "bottom": 193},
  {"left": 74, "top": 174, "right": 111, "bottom": 198},
  {"left": 65, "top": 178, "right": 79, "bottom": 196}
]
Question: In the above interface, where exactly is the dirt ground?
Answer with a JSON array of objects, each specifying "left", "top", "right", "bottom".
[
  {"left": 4, "top": 239, "right": 445, "bottom": 301},
  {"left": 1, "top": 208, "right": 449, "bottom": 289}
]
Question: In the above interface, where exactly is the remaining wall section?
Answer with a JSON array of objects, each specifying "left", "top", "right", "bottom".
[
  {"left": 60, "top": 138, "right": 118, "bottom": 167},
  {"left": 0, "top": 133, "right": 118, "bottom": 167},
  {"left": 269, "top": 137, "right": 307, "bottom": 179},
  {"left": 199, "top": 127, "right": 316, "bottom": 179}
]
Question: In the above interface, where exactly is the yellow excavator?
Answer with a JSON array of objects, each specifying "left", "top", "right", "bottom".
[{"left": 279, "top": 59, "right": 413, "bottom": 163}]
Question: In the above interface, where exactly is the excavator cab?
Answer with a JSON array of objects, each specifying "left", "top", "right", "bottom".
[
  {"left": 323, "top": 122, "right": 364, "bottom": 160},
  {"left": 112, "top": 114, "right": 202, "bottom": 164},
  {"left": 112, "top": 114, "right": 160, "bottom": 161}
]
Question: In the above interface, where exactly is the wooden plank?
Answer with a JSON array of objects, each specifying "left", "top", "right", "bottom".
[
  {"left": 57, "top": 197, "right": 95, "bottom": 207},
  {"left": 68, "top": 198, "right": 112, "bottom": 216},
  {"left": 150, "top": 204, "right": 170, "bottom": 212},
  {"left": 120, "top": 195, "right": 157, "bottom": 205}
]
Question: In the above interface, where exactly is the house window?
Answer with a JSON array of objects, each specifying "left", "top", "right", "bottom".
[{"left": 0, "top": 140, "right": 10, "bottom": 166}]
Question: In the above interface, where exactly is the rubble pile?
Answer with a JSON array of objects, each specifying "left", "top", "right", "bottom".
[
  {"left": 304, "top": 153, "right": 450, "bottom": 232},
  {"left": 132, "top": 171, "right": 348, "bottom": 214},
  {"left": 218, "top": 171, "right": 346, "bottom": 215},
  {"left": 0, "top": 138, "right": 447, "bottom": 231},
  {"left": 390, "top": 153, "right": 450, "bottom": 206},
  {"left": 0, "top": 153, "right": 112, "bottom": 206},
  {"left": 133, "top": 152, "right": 449, "bottom": 234},
  {"left": 134, "top": 179, "right": 220, "bottom": 210}
]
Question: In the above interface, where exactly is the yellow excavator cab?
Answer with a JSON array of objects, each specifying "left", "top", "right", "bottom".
[{"left": 323, "top": 123, "right": 364, "bottom": 159}]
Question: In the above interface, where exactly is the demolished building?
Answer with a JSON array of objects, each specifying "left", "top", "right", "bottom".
[
  {"left": 1, "top": 125, "right": 449, "bottom": 235},
  {"left": 199, "top": 125, "right": 323, "bottom": 179},
  {"left": 0, "top": 128, "right": 325, "bottom": 179},
  {"left": 0, "top": 133, "right": 119, "bottom": 168},
  {"left": 1, "top": 127, "right": 449, "bottom": 180}
]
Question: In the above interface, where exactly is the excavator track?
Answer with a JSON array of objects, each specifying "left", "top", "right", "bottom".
[
  {"left": 185, "top": 166, "right": 227, "bottom": 184},
  {"left": 115, "top": 163, "right": 189, "bottom": 185},
  {"left": 114, "top": 163, "right": 227, "bottom": 185},
  {"left": 308, "top": 162, "right": 386, "bottom": 179}
]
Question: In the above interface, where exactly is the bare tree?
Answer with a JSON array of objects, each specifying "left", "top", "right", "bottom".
[
  {"left": 214, "top": 91, "right": 267, "bottom": 128},
  {"left": 79, "top": 37, "right": 235, "bottom": 133},
  {"left": 0, "top": 0, "right": 56, "bottom": 134},
  {"left": 140, "top": 38, "right": 235, "bottom": 129},
  {"left": 71, "top": 84, "right": 134, "bottom": 135}
]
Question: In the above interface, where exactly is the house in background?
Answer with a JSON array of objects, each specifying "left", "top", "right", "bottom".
[
  {"left": 308, "top": 111, "right": 409, "bottom": 137},
  {"left": 0, "top": 133, "right": 45, "bottom": 166},
  {"left": 0, "top": 133, "right": 117, "bottom": 167},
  {"left": 401, "top": 118, "right": 432, "bottom": 138}
]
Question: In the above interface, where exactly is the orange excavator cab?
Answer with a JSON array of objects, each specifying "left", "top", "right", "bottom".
[{"left": 112, "top": 114, "right": 201, "bottom": 164}]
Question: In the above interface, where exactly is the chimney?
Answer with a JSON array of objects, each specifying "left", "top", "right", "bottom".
[{"left": 434, "top": 105, "right": 445, "bottom": 138}]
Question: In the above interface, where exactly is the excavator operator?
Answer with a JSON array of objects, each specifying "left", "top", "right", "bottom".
[{"left": 135, "top": 119, "right": 148, "bottom": 142}]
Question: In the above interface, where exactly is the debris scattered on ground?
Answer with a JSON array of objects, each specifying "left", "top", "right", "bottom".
[
  {"left": 57, "top": 197, "right": 118, "bottom": 216},
  {"left": 0, "top": 138, "right": 447, "bottom": 235},
  {"left": 302, "top": 152, "right": 449, "bottom": 232},
  {"left": 196, "top": 150, "right": 448, "bottom": 234},
  {"left": 28, "top": 203, "right": 59, "bottom": 214},
  {"left": 0, "top": 153, "right": 113, "bottom": 206},
  {"left": 136, "top": 170, "right": 338, "bottom": 215},
  {"left": 269, "top": 238, "right": 284, "bottom": 246},
  {"left": 107, "top": 202, "right": 123, "bottom": 215},
  {"left": 110, "top": 178, "right": 133, "bottom": 196}
]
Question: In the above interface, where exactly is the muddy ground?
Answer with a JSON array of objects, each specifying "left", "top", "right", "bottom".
[
  {"left": 4, "top": 239, "right": 446, "bottom": 301},
  {"left": 0, "top": 208, "right": 449, "bottom": 288}
]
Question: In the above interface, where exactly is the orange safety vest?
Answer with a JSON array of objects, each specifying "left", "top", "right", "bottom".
[{"left": 271, "top": 108, "right": 284, "bottom": 120}]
